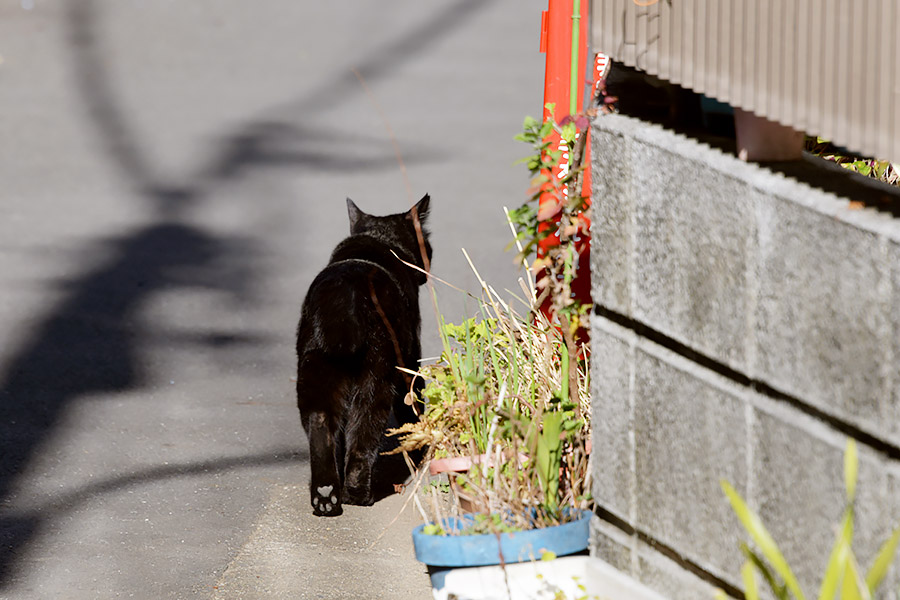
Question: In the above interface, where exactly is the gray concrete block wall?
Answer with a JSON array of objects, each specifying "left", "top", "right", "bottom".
[
  {"left": 892, "top": 241, "right": 900, "bottom": 439},
  {"left": 635, "top": 546, "right": 725, "bottom": 600},
  {"left": 631, "top": 339, "right": 747, "bottom": 580},
  {"left": 591, "top": 516, "right": 724, "bottom": 600},
  {"left": 632, "top": 144, "right": 757, "bottom": 371},
  {"left": 592, "top": 316, "right": 749, "bottom": 581},
  {"left": 593, "top": 315, "right": 900, "bottom": 597},
  {"left": 755, "top": 200, "right": 887, "bottom": 428},
  {"left": 591, "top": 115, "right": 900, "bottom": 445},
  {"left": 750, "top": 396, "right": 897, "bottom": 593},
  {"left": 590, "top": 323, "right": 634, "bottom": 522},
  {"left": 590, "top": 516, "right": 634, "bottom": 573},
  {"left": 589, "top": 114, "right": 900, "bottom": 598},
  {"left": 590, "top": 124, "right": 635, "bottom": 313}
]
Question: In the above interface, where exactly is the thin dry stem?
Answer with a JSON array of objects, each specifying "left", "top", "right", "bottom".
[
  {"left": 351, "top": 68, "right": 412, "bottom": 204},
  {"left": 385, "top": 216, "right": 592, "bottom": 537}
]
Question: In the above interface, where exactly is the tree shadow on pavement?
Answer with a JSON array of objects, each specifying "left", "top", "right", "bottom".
[
  {"left": 0, "top": 223, "right": 265, "bottom": 584},
  {"left": 0, "top": 0, "right": 492, "bottom": 588}
]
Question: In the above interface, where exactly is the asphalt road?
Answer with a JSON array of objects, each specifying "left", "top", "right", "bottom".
[{"left": 0, "top": 1, "right": 545, "bottom": 598}]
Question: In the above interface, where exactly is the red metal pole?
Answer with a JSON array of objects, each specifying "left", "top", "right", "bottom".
[{"left": 538, "top": 0, "right": 592, "bottom": 334}]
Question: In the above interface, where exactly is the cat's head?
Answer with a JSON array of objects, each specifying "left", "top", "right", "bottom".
[{"left": 346, "top": 194, "right": 432, "bottom": 284}]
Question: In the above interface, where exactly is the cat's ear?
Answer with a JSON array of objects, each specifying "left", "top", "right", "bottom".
[
  {"left": 347, "top": 197, "right": 364, "bottom": 232},
  {"left": 408, "top": 194, "right": 430, "bottom": 223}
]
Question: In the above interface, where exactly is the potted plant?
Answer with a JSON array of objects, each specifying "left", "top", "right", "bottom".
[
  {"left": 391, "top": 274, "right": 594, "bottom": 595},
  {"left": 384, "top": 107, "right": 598, "bottom": 597}
]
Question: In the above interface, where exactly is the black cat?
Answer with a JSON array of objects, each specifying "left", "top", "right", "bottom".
[{"left": 296, "top": 195, "right": 431, "bottom": 516}]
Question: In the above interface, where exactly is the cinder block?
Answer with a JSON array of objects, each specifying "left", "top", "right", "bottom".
[
  {"left": 892, "top": 240, "right": 900, "bottom": 441},
  {"left": 589, "top": 114, "right": 900, "bottom": 599},
  {"left": 852, "top": 456, "right": 898, "bottom": 600},
  {"left": 755, "top": 192, "right": 889, "bottom": 438},
  {"left": 630, "top": 142, "right": 757, "bottom": 372},
  {"left": 882, "top": 472, "right": 900, "bottom": 599},
  {"left": 635, "top": 539, "right": 724, "bottom": 600},
  {"left": 591, "top": 510, "right": 735, "bottom": 600},
  {"left": 590, "top": 316, "right": 635, "bottom": 521},
  {"left": 593, "top": 514, "right": 723, "bottom": 600},
  {"left": 751, "top": 402, "right": 897, "bottom": 595},
  {"left": 590, "top": 515, "right": 634, "bottom": 574},
  {"left": 591, "top": 117, "right": 757, "bottom": 372},
  {"left": 590, "top": 125, "right": 634, "bottom": 313},
  {"left": 631, "top": 343, "right": 749, "bottom": 580},
  {"left": 593, "top": 114, "right": 900, "bottom": 447}
]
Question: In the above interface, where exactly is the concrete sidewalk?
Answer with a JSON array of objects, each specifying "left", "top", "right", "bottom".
[
  {"left": 213, "top": 486, "right": 426, "bottom": 599},
  {"left": 0, "top": 1, "right": 544, "bottom": 598}
]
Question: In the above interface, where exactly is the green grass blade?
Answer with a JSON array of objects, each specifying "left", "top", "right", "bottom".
[
  {"left": 536, "top": 410, "right": 563, "bottom": 511},
  {"left": 739, "top": 560, "right": 762, "bottom": 600},
  {"left": 527, "top": 324, "right": 537, "bottom": 405},
  {"left": 487, "top": 335, "right": 503, "bottom": 390},
  {"left": 437, "top": 312, "right": 461, "bottom": 385},
  {"left": 841, "top": 552, "right": 866, "bottom": 600},
  {"left": 509, "top": 347, "right": 520, "bottom": 411},
  {"left": 742, "top": 545, "right": 788, "bottom": 599},
  {"left": 840, "top": 565, "right": 859, "bottom": 600},
  {"left": 844, "top": 438, "right": 858, "bottom": 503},
  {"left": 742, "top": 561, "right": 761, "bottom": 600},
  {"left": 722, "top": 481, "right": 807, "bottom": 600},
  {"left": 817, "top": 509, "right": 853, "bottom": 600},
  {"left": 865, "top": 526, "right": 900, "bottom": 594}
]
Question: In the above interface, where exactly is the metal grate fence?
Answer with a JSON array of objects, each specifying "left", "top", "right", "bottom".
[{"left": 592, "top": 0, "right": 900, "bottom": 161}]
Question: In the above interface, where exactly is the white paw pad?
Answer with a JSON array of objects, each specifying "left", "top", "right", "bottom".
[{"left": 312, "top": 486, "right": 339, "bottom": 514}]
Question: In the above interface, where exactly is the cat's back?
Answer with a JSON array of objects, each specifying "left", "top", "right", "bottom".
[{"left": 298, "top": 234, "right": 415, "bottom": 357}]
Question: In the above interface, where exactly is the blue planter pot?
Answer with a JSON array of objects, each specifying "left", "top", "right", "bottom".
[{"left": 411, "top": 509, "right": 592, "bottom": 569}]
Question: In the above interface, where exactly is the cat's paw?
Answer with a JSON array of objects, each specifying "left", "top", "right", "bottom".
[{"left": 311, "top": 484, "right": 343, "bottom": 517}]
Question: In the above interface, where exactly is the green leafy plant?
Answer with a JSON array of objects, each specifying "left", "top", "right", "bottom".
[
  {"left": 387, "top": 272, "right": 592, "bottom": 533},
  {"left": 805, "top": 137, "right": 899, "bottom": 187},
  {"left": 510, "top": 104, "right": 591, "bottom": 323},
  {"left": 719, "top": 439, "right": 900, "bottom": 600},
  {"left": 385, "top": 104, "right": 593, "bottom": 539},
  {"left": 509, "top": 104, "right": 593, "bottom": 416}
]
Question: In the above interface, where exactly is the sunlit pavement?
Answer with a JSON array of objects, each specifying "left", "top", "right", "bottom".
[{"left": 0, "top": 1, "right": 545, "bottom": 598}]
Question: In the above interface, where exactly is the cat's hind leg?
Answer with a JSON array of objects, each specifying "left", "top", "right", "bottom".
[
  {"left": 298, "top": 355, "right": 346, "bottom": 516},
  {"left": 306, "top": 410, "right": 343, "bottom": 516},
  {"left": 342, "top": 380, "right": 393, "bottom": 506}
]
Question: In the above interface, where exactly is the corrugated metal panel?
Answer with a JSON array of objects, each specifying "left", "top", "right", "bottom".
[{"left": 592, "top": 0, "right": 900, "bottom": 162}]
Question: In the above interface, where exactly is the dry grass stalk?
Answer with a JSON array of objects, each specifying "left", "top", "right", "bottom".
[{"left": 387, "top": 250, "right": 591, "bottom": 536}]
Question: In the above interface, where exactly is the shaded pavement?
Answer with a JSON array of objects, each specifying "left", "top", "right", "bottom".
[{"left": 0, "top": 1, "right": 544, "bottom": 597}]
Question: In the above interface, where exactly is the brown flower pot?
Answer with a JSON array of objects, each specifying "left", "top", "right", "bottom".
[{"left": 429, "top": 455, "right": 485, "bottom": 513}]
